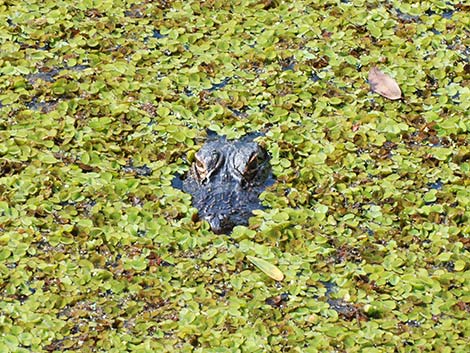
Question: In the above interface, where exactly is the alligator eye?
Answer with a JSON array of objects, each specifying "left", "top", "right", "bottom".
[
  {"left": 195, "top": 159, "right": 207, "bottom": 178},
  {"left": 193, "top": 149, "right": 224, "bottom": 182},
  {"left": 231, "top": 144, "right": 267, "bottom": 185},
  {"left": 247, "top": 152, "right": 259, "bottom": 170},
  {"left": 242, "top": 152, "right": 259, "bottom": 178}
]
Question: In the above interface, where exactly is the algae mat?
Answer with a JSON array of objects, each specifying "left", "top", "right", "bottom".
[{"left": 0, "top": 1, "right": 469, "bottom": 352}]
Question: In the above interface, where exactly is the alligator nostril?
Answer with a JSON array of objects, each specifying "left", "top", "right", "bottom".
[
  {"left": 207, "top": 216, "right": 223, "bottom": 234},
  {"left": 207, "top": 214, "right": 232, "bottom": 234}
]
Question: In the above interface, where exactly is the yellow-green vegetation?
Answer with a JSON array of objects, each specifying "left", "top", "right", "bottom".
[{"left": 1, "top": 0, "right": 469, "bottom": 352}]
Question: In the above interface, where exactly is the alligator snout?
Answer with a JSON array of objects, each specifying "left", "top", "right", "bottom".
[{"left": 205, "top": 213, "right": 234, "bottom": 235}]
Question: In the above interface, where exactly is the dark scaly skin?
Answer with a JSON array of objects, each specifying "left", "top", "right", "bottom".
[{"left": 181, "top": 134, "right": 273, "bottom": 234}]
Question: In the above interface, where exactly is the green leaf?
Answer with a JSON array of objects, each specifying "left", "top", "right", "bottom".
[
  {"left": 430, "top": 147, "right": 453, "bottom": 161},
  {"left": 246, "top": 255, "right": 284, "bottom": 281}
]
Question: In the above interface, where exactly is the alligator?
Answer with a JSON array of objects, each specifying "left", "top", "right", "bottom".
[{"left": 175, "top": 133, "right": 274, "bottom": 234}]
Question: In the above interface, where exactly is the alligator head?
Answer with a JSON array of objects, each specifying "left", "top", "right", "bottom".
[{"left": 177, "top": 133, "right": 273, "bottom": 234}]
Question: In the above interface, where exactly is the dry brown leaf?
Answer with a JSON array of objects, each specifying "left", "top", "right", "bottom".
[{"left": 368, "top": 67, "right": 402, "bottom": 100}]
